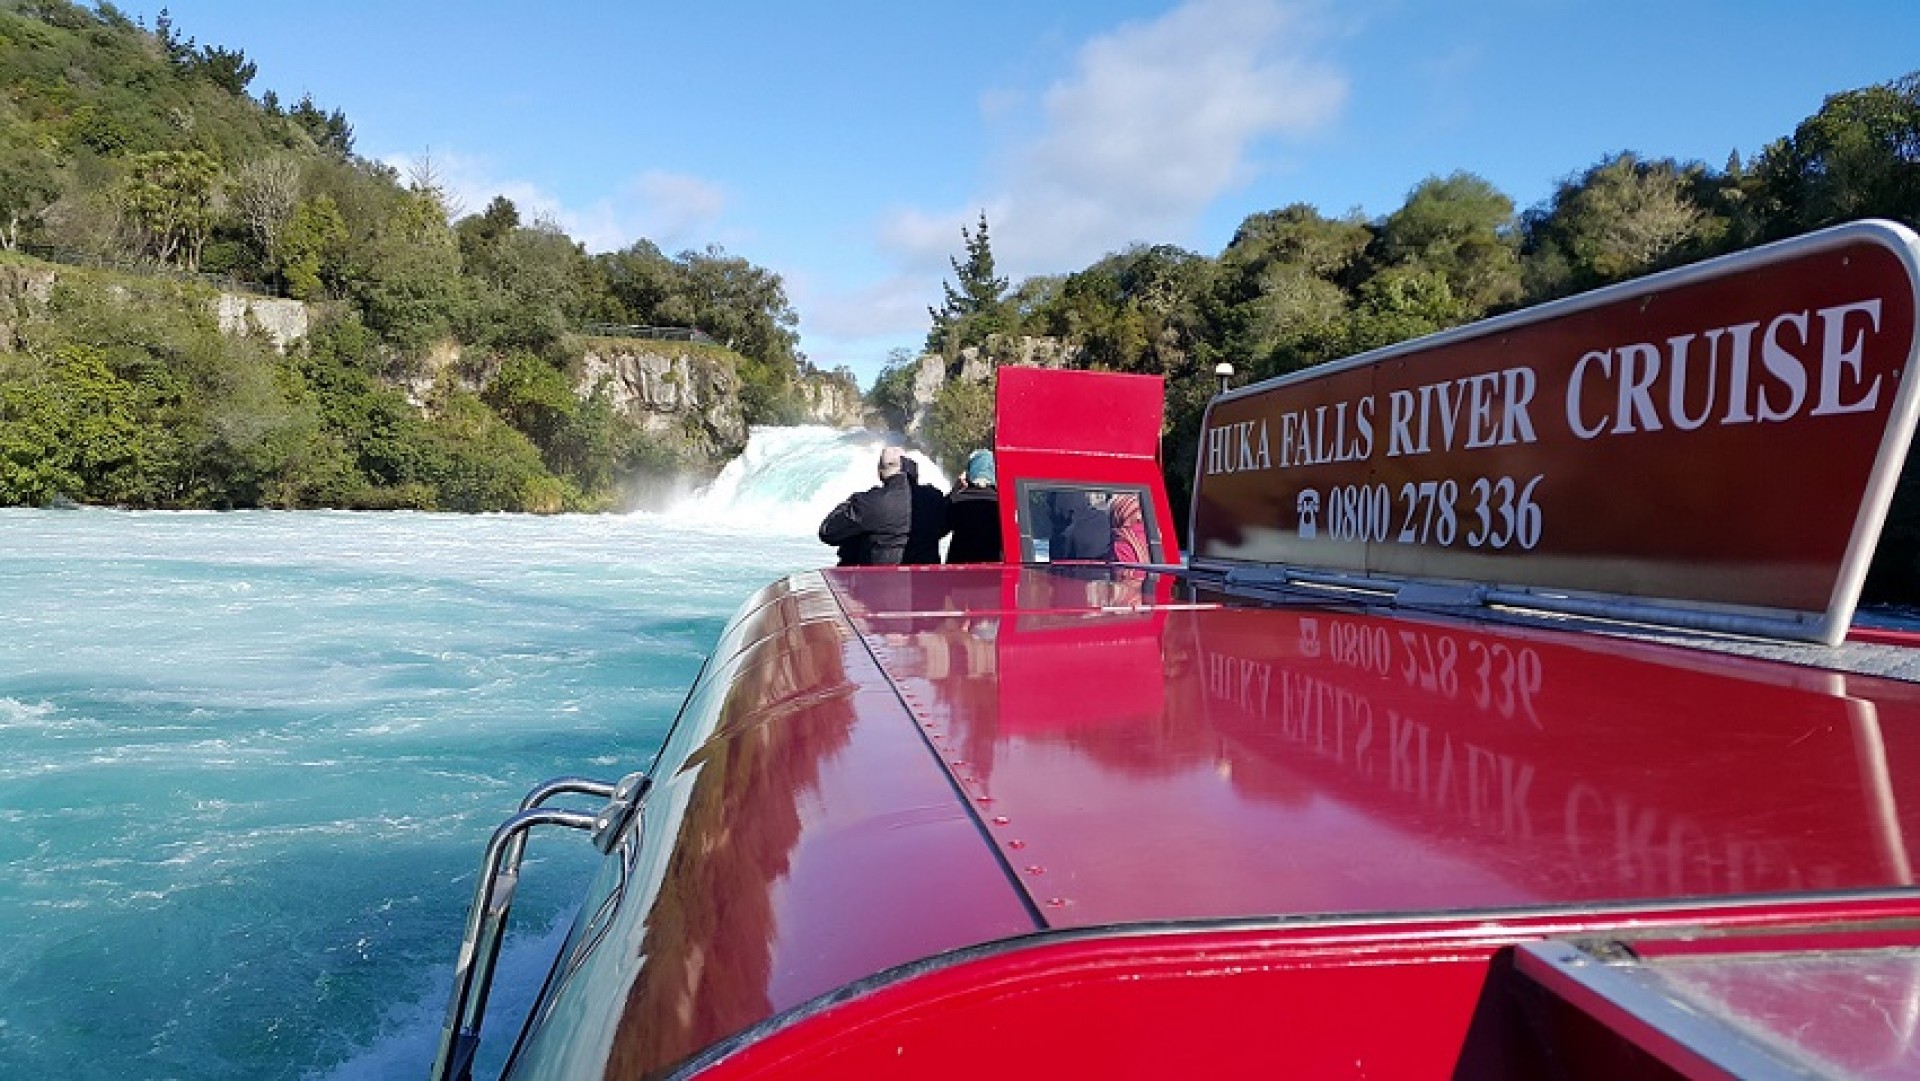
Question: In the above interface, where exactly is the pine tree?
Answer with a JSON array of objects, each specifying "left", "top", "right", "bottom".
[{"left": 927, "top": 211, "right": 1009, "bottom": 355}]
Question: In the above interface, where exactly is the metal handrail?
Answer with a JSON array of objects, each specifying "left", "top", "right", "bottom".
[
  {"left": 576, "top": 322, "right": 718, "bottom": 345},
  {"left": 429, "top": 772, "right": 648, "bottom": 1081}
]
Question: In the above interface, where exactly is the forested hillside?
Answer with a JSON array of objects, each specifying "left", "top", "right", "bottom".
[
  {"left": 0, "top": 0, "right": 824, "bottom": 511},
  {"left": 4, "top": 0, "right": 1916, "bottom": 538},
  {"left": 892, "top": 73, "right": 1920, "bottom": 590}
]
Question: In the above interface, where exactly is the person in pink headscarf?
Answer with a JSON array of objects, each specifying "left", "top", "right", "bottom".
[{"left": 1110, "top": 492, "right": 1150, "bottom": 564}]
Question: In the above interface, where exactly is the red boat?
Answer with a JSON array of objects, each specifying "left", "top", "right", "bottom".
[{"left": 435, "top": 219, "right": 1920, "bottom": 1080}]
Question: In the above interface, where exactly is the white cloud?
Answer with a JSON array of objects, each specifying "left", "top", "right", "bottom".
[
  {"left": 895, "top": 0, "right": 1347, "bottom": 281},
  {"left": 571, "top": 171, "right": 730, "bottom": 254},
  {"left": 382, "top": 149, "right": 730, "bottom": 254},
  {"left": 797, "top": 269, "right": 938, "bottom": 342}
]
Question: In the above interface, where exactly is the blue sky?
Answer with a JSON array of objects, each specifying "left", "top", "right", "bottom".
[{"left": 149, "top": 0, "right": 1917, "bottom": 387}]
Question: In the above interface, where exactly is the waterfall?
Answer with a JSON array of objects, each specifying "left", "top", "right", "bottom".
[{"left": 671, "top": 426, "right": 950, "bottom": 533}]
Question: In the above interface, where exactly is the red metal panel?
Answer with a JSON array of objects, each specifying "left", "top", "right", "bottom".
[
  {"left": 991, "top": 367, "right": 1183, "bottom": 563},
  {"left": 705, "top": 937, "right": 1508, "bottom": 1079},
  {"left": 689, "top": 900, "right": 1907, "bottom": 1081},
  {"left": 996, "top": 366, "right": 1166, "bottom": 459},
  {"left": 516, "top": 562, "right": 1920, "bottom": 1080}
]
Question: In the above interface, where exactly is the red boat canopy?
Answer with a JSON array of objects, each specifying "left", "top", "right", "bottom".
[{"left": 992, "top": 366, "right": 1182, "bottom": 565}]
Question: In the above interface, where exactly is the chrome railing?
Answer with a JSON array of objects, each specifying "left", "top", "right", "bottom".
[{"left": 430, "top": 771, "right": 650, "bottom": 1081}]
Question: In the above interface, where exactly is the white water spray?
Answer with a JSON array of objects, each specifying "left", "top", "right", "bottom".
[{"left": 670, "top": 426, "right": 950, "bottom": 531}]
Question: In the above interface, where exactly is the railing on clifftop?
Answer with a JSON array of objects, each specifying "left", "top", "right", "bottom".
[{"left": 577, "top": 323, "right": 718, "bottom": 345}]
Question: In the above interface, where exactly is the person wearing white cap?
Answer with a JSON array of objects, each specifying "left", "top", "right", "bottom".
[{"left": 818, "top": 446, "right": 913, "bottom": 566}]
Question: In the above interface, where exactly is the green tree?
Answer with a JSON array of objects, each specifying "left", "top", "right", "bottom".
[
  {"left": 594, "top": 239, "right": 679, "bottom": 322},
  {"left": 455, "top": 195, "right": 522, "bottom": 280},
  {"left": 1756, "top": 72, "right": 1920, "bottom": 233},
  {"left": 927, "top": 210, "right": 1010, "bottom": 354},
  {"left": 421, "top": 385, "right": 563, "bottom": 512},
  {"left": 1208, "top": 204, "right": 1367, "bottom": 376},
  {"left": 350, "top": 188, "right": 462, "bottom": 351},
  {"left": 277, "top": 194, "right": 346, "bottom": 299},
  {"left": 0, "top": 345, "right": 146, "bottom": 504},
  {"left": 120, "top": 149, "right": 220, "bottom": 269},
  {"left": 866, "top": 348, "right": 922, "bottom": 431},
  {"left": 1338, "top": 267, "right": 1465, "bottom": 355},
  {"left": 546, "top": 383, "right": 673, "bottom": 503},
  {"left": 192, "top": 44, "right": 256, "bottom": 97},
  {"left": 1376, "top": 172, "right": 1521, "bottom": 316},
  {"left": 924, "top": 374, "right": 993, "bottom": 475},
  {"left": 287, "top": 93, "right": 354, "bottom": 156},
  {"left": 1025, "top": 245, "right": 1210, "bottom": 377},
  {"left": 0, "top": 139, "right": 60, "bottom": 250},
  {"left": 1521, "top": 153, "right": 1714, "bottom": 297},
  {"left": 462, "top": 219, "right": 584, "bottom": 354},
  {"left": 483, "top": 352, "right": 577, "bottom": 448}
]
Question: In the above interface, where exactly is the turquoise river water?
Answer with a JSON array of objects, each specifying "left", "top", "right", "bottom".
[{"left": 0, "top": 426, "right": 933, "bottom": 1081}]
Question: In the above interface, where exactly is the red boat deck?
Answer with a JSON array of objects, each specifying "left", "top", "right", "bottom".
[
  {"left": 827, "top": 564, "right": 1920, "bottom": 929},
  {"left": 483, "top": 222, "right": 1920, "bottom": 1081}
]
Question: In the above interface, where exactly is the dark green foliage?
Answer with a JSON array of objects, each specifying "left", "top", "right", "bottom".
[
  {"left": 927, "top": 211, "right": 1010, "bottom": 354},
  {"left": 192, "top": 45, "right": 256, "bottom": 97},
  {"left": 924, "top": 375, "right": 992, "bottom": 476},
  {"left": 0, "top": 142, "right": 768, "bottom": 514},
  {"left": 1374, "top": 172, "right": 1520, "bottom": 316},
  {"left": 1755, "top": 74, "right": 1920, "bottom": 235},
  {"left": 1521, "top": 153, "right": 1719, "bottom": 298},
  {"left": 0, "top": 344, "right": 143, "bottom": 504},
  {"left": 0, "top": 132, "right": 58, "bottom": 248},
  {"left": 417, "top": 386, "right": 562, "bottom": 513},
  {"left": 867, "top": 348, "right": 920, "bottom": 431},
  {"left": 1207, "top": 204, "right": 1367, "bottom": 380},
  {"left": 483, "top": 352, "right": 576, "bottom": 448},
  {"left": 459, "top": 218, "right": 583, "bottom": 355},
  {"left": 1021, "top": 244, "right": 1212, "bottom": 379},
  {"left": 287, "top": 94, "right": 353, "bottom": 156},
  {"left": 547, "top": 382, "right": 677, "bottom": 502},
  {"left": 278, "top": 194, "right": 346, "bottom": 300}
]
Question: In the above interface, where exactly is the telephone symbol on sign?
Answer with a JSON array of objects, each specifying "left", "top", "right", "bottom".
[{"left": 1297, "top": 488, "right": 1320, "bottom": 539}]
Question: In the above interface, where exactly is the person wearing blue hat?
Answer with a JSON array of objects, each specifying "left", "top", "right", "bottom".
[{"left": 943, "top": 449, "right": 1002, "bottom": 563}]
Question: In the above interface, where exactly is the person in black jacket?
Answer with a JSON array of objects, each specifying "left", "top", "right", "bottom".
[
  {"left": 1047, "top": 489, "right": 1113, "bottom": 561},
  {"left": 900, "top": 456, "right": 949, "bottom": 565},
  {"left": 818, "top": 447, "right": 912, "bottom": 566},
  {"left": 945, "top": 450, "right": 1002, "bottom": 564}
]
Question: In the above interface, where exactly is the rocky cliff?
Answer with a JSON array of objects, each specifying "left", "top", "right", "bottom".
[
  {"left": 0, "top": 261, "right": 309, "bottom": 355},
  {"left": 899, "top": 334, "right": 1079, "bottom": 440},
  {"left": 0, "top": 264, "right": 56, "bottom": 352},
  {"left": 577, "top": 341, "right": 749, "bottom": 465},
  {"left": 794, "top": 368, "right": 868, "bottom": 428},
  {"left": 212, "top": 293, "right": 308, "bottom": 353}
]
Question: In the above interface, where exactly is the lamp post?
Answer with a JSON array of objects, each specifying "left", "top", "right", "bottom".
[{"left": 1214, "top": 361, "right": 1235, "bottom": 397}]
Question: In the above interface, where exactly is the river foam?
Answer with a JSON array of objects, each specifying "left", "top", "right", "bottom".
[{"left": 0, "top": 425, "right": 884, "bottom": 1080}]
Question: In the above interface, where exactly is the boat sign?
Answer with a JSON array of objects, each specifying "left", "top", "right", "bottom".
[{"left": 1190, "top": 220, "right": 1920, "bottom": 644}]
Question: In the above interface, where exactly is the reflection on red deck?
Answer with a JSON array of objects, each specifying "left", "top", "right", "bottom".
[{"left": 829, "top": 566, "right": 1920, "bottom": 927}]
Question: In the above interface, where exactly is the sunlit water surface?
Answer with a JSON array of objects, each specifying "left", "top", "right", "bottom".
[{"left": 0, "top": 426, "right": 924, "bottom": 1080}]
